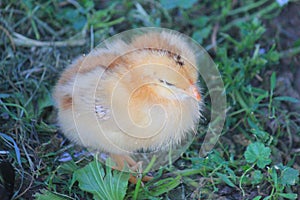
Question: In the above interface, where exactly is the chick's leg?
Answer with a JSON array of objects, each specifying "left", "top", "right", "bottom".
[{"left": 110, "top": 154, "right": 153, "bottom": 184}]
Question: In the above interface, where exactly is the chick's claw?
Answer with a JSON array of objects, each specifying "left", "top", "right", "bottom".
[{"left": 110, "top": 154, "right": 153, "bottom": 184}]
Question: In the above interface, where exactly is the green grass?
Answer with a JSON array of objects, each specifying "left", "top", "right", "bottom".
[{"left": 1, "top": 0, "right": 299, "bottom": 199}]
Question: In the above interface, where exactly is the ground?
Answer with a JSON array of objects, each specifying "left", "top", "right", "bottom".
[{"left": 0, "top": 1, "right": 299, "bottom": 199}]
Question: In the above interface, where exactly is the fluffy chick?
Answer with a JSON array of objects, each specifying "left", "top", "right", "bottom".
[{"left": 53, "top": 30, "right": 202, "bottom": 182}]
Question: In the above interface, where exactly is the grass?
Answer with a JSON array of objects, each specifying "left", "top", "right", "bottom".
[{"left": 0, "top": 0, "right": 299, "bottom": 199}]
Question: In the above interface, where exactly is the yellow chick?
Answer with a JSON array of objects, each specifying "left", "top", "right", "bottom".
[{"left": 53, "top": 29, "right": 202, "bottom": 182}]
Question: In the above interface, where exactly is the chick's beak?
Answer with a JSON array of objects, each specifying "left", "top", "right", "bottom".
[{"left": 189, "top": 84, "right": 201, "bottom": 101}]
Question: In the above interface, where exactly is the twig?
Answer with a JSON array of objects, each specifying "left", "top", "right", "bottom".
[
  {"left": 279, "top": 46, "right": 300, "bottom": 58},
  {"left": 221, "top": 2, "right": 280, "bottom": 32},
  {"left": 211, "top": 23, "right": 219, "bottom": 53},
  {"left": 227, "top": 0, "right": 269, "bottom": 16},
  {"left": 12, "top": 32, "right": 86, "bottom": 47},
  {"left": 14, "top": 173, "right": 35, "bottom": 199}
]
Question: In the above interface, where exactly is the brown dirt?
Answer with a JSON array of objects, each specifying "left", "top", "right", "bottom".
[{"left": 267, "top": 3, "right": 300, "bottom": 97}]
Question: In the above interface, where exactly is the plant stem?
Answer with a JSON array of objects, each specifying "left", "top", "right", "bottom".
[
  {"left": 133, "top": 178, "right": 142, "bottom": 200},
  {"left": 239, "top": 163, "right": 255, "bottom": 197},
  {"left": 222, "top": 2, "right": 280, "bottom": 31},
  {"left": 279, "top": 46, "right": 300, "bottom": 58},
  {"left": 227, "top": 0, "right": 269, "bottom": 16}
]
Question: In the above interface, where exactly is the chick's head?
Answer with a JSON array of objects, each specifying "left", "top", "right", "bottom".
[
  {"left": 135, "top": 53, "right": 200, "bottom": 102},
  {"left": 105, "top": 39, "right": 201, "bottom": 105}
]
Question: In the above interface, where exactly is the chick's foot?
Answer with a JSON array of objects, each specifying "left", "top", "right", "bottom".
[{"left": 110, "top": 154, "right": 153, "bottom": 184}]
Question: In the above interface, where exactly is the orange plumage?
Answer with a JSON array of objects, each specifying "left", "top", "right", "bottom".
[{"left": 53, "top": 29, "right": 202, "bottom": 182}]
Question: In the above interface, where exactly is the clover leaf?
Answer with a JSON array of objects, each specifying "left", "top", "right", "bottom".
[
  {"left": 244, "top": 142, "right": 271, "bottom": 169},
  {"left": 281, "top": 166, "right": 299, "bottom": 186}
]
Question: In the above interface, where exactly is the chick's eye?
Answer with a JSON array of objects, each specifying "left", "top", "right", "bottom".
[{"left": 159, "top": 79, "right": 175, "bottom": 86}]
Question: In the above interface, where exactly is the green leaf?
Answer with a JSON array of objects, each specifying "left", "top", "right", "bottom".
[
  {"left": 81, "top": 0, "right": 94, "bottom": 10},
  {"left": 263, "top": 196, "right": 272, "bottom": 200},
  {"left": 37, "top": 89, "right": 54, "bottom": 116},
  {"left": 274, "top": 96, "right": 300, "bottom": 103},
  {"left": 270, "top": 72, "right": 276, "bottom": 92},
  {"left": 253, "top": 196, "right": 262, "bottom": 200},
  {"left": 278, "top": 193, "right": 298, "bottom": 200},
  {"left": 0, "top": 133, "right": 22, "bottom": 168},
  {"left": 270, "top": 167, "right": 278, "bottom": 187},
  {"left": 216, "top": 172, "right": 235, "bottom": 187},
  {"left": 244, "top": 142, "right": 271, "bottom": 168},
  {"left": 280, "top": 166, "right": 299, "bottom": 186},
  {"left": 267, "top": 50, "right": 280, "bottom": 63},
  {"left": 71, "top": 158, "right": 130, "bottom": 200},
  {"left": 251, "top": 170, "right": 263, "bottom": 184},
  {"left": 0, "top": 93, "right": 10, "bottom": 98},
  {"left": 150, "top": 176, "right": 181, "bottom": 196},
  {"left": 250, "top": 129, "right": 270, "bottom": 142},
  {"left": 192, "top": 26, "right": 212, "bottom": 44},
  {"left": 58, "top": 8, "right": 87, "bottom": 31},
  {"left": 160, "top": 0, "right": 197, "bottom": 10},
  {"left": 58, "top": 160, "right": 79, "bottom": 174},
  {"left": 248, "top": 118, "right": 270, "bottom": 142},
  {"left": 34, "top": 189, "right": 72, "bottom": 200},
  {"left": 191, "top": 16, "right": 209, "bottom": 27}
]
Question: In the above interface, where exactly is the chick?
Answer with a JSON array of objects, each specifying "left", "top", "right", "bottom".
[{"left": 53, "top": 29, "right": 202, "bottom": 182}]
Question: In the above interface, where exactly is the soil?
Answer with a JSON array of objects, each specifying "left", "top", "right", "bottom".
[{"left": 267, "top": 2, "right": 300, "bottom": 97}]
